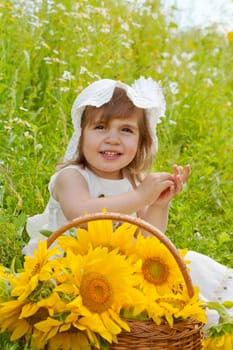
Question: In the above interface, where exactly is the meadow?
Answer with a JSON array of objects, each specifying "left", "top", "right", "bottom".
[{"left": 0, "top": 0, "right": 233, "bottom": 348}]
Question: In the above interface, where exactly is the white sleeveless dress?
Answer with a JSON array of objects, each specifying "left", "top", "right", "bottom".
[
  {"left": 22, "top": 165, "right": 233, "bottom": 324},
  {"left": 22, "top": 165, "right": 134, "bottom": 256}
]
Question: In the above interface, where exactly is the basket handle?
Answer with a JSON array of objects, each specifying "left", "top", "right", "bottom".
[{"left": 47, "top": 212, "right": 194, "bottom": 298}]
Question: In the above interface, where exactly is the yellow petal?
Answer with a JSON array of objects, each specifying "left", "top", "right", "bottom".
[
  {"left": 227, "top": 31, "right": 233, "bottom": 41},
  {"left": 10, "top": 320, "right": 31, "bottom": 341},
  {"left": 35, "top": 317, "right": 61, "bottom": 332},
  {"left": 100, "top": 311, "right": 121, "bottom": 334},
  {"left": 19, "top": 302, "right": 39, "bottom": 318},
  {"left": 108, "top": 308, "right": 130, "bottom": 331},
  {"left": 59, "top": 323, "right": 71, "bottom": 332}
]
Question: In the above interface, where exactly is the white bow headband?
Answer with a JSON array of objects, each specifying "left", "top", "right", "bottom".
[{"left": 64, "top": 76, "right": 166, "bottom": 161}]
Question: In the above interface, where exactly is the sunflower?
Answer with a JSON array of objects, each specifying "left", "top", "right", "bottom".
[
  {"left": 57, "top": 217, "right": 137, "bottom": 256},
  {"left": 0, "top": 289, "right": 68, "bottom": 343},
  {"left": 10, "top": 241, "right": 62, "bottom": 301},
  {"left": 25, "top": 245, "right": 143, "bottom": 349},
  {"left": 174, "top": 287, "right": 207, "bottom": 324},
  {"left": 33, "top": 306, "right": 105, "bottom": 349},
  {"left": 0, "top": 267, "right": 12, "bottom": 302},
  {"left": 202, "top": 333, "right": 233, "bottom": 349},
  {"left": 202, "top": 302, "right": 233, "bottom": 349},
  {"left": 46, "top": 330, "right": 91, "bottom": 350},
  {"left": 141, "top": 286, "right": 182, "bottom": 326},
  {"left": 57, "top": 246, "right": 143, "bottom": 344},
  {"left": 133, "top": 233, "right": 184, "bottom": 295},
  {"left": 32, "top": 318, "right": 93, "bottom": 350},
  {"left": 0, "top": 299, "right": 31, "bottom": 341}
]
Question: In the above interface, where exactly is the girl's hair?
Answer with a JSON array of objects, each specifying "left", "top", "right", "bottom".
[{"left": 57, "top": 88, "right": 156, "bottom": 180}]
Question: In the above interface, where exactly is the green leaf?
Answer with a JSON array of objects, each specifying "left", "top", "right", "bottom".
[
  {"left": 39, "top": 229, "right": 53, "bottom": 238},
  {"left": 223, "top": 301, "right": 233, "bottom": 309}
]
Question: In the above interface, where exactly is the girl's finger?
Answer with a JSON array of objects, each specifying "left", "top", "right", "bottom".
[
  {"left": 182, "top": 164, "right": 191, "bottom": 183},
  {"left": 174, "top": 174, "right": 183, "bottom": 193}
]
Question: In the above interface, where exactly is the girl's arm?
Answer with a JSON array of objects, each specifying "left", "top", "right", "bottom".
[
  {"left": 138, "top": 204, "right": 169, "bottom": 233},
  {"left": 53, "top": 168, "right": 175, "bottom": 220}
]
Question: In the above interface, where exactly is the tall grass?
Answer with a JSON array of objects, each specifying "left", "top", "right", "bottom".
[{"left": 0, "top": 0, "right": 233, "bottom": 347}]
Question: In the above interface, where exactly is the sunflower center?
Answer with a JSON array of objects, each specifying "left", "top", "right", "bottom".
[
  {"left": 142, "top": 257, "right": 169, "bottom": 285},
  {"left": 80, "top": 272, "right": 113, "bottom": 313}
]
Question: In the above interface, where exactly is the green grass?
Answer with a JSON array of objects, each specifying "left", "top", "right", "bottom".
[{"left": 0, "top": 0, "right": 233, "bottom": 348}]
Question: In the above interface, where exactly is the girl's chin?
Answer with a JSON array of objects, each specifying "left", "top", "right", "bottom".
[{"left": 91, "top": 168, "right": 123, "bottom": 179}]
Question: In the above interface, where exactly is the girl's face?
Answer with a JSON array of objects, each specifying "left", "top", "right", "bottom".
[{"left": 82, "top": 114, "right": 140, "bottom": 179}]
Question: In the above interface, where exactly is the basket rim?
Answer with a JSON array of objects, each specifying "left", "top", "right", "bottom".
[{"left": 47, "top": 212, "right": 195, "bottom": 297}]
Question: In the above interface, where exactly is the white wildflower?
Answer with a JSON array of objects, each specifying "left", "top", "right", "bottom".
[
  {"left": 24, "top": 131, "right": 33, "bottom": 139},
  {"left": 79, "top": 66, "right": 88, "bottom": 75},
  {"left": 121, "top": 22, "right": 129, "bottom": 31},
  {"left": 53, "top": 58, "right": 67, "bottom": 65},
  {"left": 169, "top": 81, "right": 179, "bottom": 95},
  {"left": 121, "top": 41, "right": 132, "bottom": 48},
  {"left": 211, "top": 67, "right": 218, "bottom": 77},
  {"left": 132, "top": 22, "right": 142, "bottom": 28},
  {"left": 180, "top": 52, "right": 195, "bottom": 61},
  {"left": 187, "top": 61, "right": 197, "bottom": 75},
  {"left": 152, "top": 12, "right": 158, "bottom": 20},
  {"left": 100, "top": 24, "right": 110, "bottom": 33},
  {"left": 43, "top": 57, "right": 53, "bottom": 64},
  {"left": 169, "top": 120, "right": 177, "bottom": 125},
  {"left": 35, "top": 144, "right": 43, "bottom": 150},
  {"left": 212, "top": 48, "right": 220, "bottom": 55},
  {"left": 204, "top": 78, "right": 214, "bottom": 87},
  {"left": 61, "top": 70, "right": 75, "bottom": 81},
  {"left": 88, "top": 25, "right": 95, "bottom": 32},
  {"left": 41, "top": 41, "right": 50, "bottom": 49},
  {"left": 172, "top": 55, "right": 182, "bottom": 67},
  {"left": 19, "top": 106, "right": 29, "bottom": 112},
  {"left": 56, "top": 3, "right": 66, "bottom": 11},
  {"left": 161, "top": 52, "right": 170, "bottom": 58},
  {"left": 60, "top": 87, "right": 70, "bottom": 92}
]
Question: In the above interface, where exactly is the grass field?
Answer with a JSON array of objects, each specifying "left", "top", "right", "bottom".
[{"left": 0, "top": 0, "right": 233, "bottom": 348}]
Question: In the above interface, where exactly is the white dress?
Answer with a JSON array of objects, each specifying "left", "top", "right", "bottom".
[
  {"left": 22, "top": 165, "right": 134, "bottom": 256},
  {"left": 22, "top": 165, "right": 233, "bottom": 324}
]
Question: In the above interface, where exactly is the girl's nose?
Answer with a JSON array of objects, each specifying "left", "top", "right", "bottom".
[{"left": 105, "top": 130, "right": 120, "bottom": 144}]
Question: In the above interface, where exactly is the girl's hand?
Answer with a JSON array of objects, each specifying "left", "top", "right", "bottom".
[
  {"left": 136, "top": 172, "right": 175, "bottom": 206},
  {"left": 151, "top": 164, "right": 191, "bottom": 208},
  {"left": 139, "top": 165, "right": 190, "bottom": 232},
  {"left": 173, "top": 164, "right": 190, "bottom": 192}
]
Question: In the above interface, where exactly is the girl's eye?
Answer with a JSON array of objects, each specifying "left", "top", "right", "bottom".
[
  {"left": 122, "top": 127, "right": 133, "bottom": 133},
  {"left": 94, "top": 124, "right": 105, "bottom": 130}
]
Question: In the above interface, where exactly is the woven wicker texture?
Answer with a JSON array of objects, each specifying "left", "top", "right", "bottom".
[
  {"left": 47, "top": 212, "right": 204, "bottom": 350},
  {"left": 109, "top": 319, "right": 203, "bottom": 350}
]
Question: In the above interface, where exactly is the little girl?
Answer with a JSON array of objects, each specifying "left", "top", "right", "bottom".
[
  {"left": 23, "top": 77, "right": 190, "bottom": 253},
  {"left": 23, "top": 77, "right": 232, "bottom": 322}
]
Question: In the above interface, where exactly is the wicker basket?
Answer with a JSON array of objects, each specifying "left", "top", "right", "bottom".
[{"left": 47, "top": 212, "right": 204, "bottom": 350}]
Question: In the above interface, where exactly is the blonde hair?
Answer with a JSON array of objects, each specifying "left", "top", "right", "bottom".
[{"left": 57, "top": 88, "right": 156, "bottom": 181}]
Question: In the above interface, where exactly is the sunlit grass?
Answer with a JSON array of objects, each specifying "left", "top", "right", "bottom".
[{"left": 0, "top": 0, "right": 233, "bottom": 347}]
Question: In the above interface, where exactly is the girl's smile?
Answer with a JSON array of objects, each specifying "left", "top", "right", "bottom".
[
  {"left": 100, "top": 150, "right": 122, "bottom": 160},
  {"left": 82, "top": 114, "right": 140, "bottom": 179}
]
